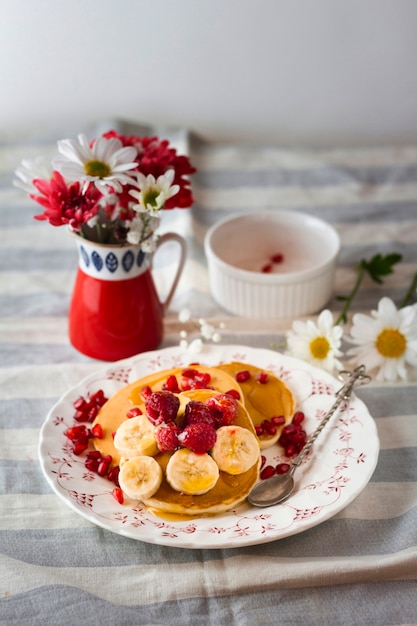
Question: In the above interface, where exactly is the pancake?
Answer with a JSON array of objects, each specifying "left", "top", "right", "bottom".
[{"left": 217, "top": 362, "right": 295, "bottom": 448}]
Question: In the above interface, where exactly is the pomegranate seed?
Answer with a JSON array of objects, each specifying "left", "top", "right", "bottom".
[
  {"left": 260, "top": 465, "right": 276, "bottom": 480},
  {"left": 97, "top": 460, "right": 110, "bottom": 477},
  {"left": 181, "top": 368, "right": 199, "bottom": 378},
  {"left": 85, "top": 458, "right": 99, "bottom": 472},
  {"left": 73, "top": 442, "right": 88, "bottom": 455},
  {"left": 65, "top": 425, "right": 87, "bottom": 440},
  {"left": 271, "top": 415, "right": 285, "bottom": 425},
  {"left": 272, "top": 253, "right": 284, "bottom": 264},
  {"left": 255, "top": 424, "right": 264, "bottom": 436},
  {"left": 107, "top": 466, "right": 120, "bottom": 485},
  {"left": 74, "top": 409, "right": 88, "bottom": 422},
  {"left": 285, "top": 444, "right": 297, "bottom": 457},
  {"left": 73, "top": 397, "right": 86, "bottom": 410},
  {"left": 112, "top": 487, "right": 124, "bottom": 504},
  {"left": 235, "top": 370, "right": 251, "bottom": 383},
  {"left": 87, "top": 406, "right": 98, "bottom": 421},
  {"left": 140, "top": 385, "right": 152, "bottom": 400},
  {"left": 261, "top": 263, "right": 273, "bottom": 273},
  {"left": 260, "top": 455, "right": 267, "bottom": 469},
  {"left": 91, "top": 423, "right": 103, "bottom": 439},
  {"left": 276, "top": 463, "right": 290, "bottom": 474},
  {"left": 101, "top": 454, "right": 113, "bottom": 465},
  {"left": 162, "top": 375, "right": 181, "bottom": 393},
  {"left": 292, "top": 411, "right": 305, "bottom": 425},
  {"left": 91, "top": 389, "right": 106, "bottom": 404},
  {"left": 256, "top": 372, "right": 269, "bottom": 384},
  {"left": 127, "top": 407, "right": 142, "bottom": 418},
  {"left": 262, "top": 420, "right": 277, "bottom": 436},
  {"left": 86, "top": 450, "right": 101, "bottom": 460},
  {"left": 225, "top": 388, "right": 241, "bottom": 400}
]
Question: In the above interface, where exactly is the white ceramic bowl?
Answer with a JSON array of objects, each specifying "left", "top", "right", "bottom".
[{"left": 204, "top": 210, "right": 340, "bottom": 318}]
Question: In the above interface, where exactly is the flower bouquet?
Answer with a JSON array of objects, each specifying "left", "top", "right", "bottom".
[{"left": 14, "top": 129, "right": 196, "bottom": 250}]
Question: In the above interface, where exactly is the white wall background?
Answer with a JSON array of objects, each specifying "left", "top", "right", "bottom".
[{"left": 1, "top": 0, "right": 417, "bottom": 146}]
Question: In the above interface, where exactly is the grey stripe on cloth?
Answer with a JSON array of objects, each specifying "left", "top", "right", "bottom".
[
  {"left": 193, "top": 164, "right": 417, "bottom": 188},
  {"left": 1, "top": 580, "right": 417, "bottom": 626},
  {"left": 0, "top": 398, "right": 60, "bottom": 428}
]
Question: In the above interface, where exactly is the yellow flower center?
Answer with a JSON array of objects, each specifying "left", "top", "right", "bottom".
[
  {"left": 375, "top": 328, "right": 406, "bottom": 358},
  {"left": 143, "top": 187, "right": 160, "bottom": 207},
  {"left": 309, "top": 336, "right": 330, "bottom": 360},
  {"left": 84, "top": 160, "right": 111, "bottom": 178}
]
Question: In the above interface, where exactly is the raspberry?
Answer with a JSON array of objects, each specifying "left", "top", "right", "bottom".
[
  {"left": 205, "top": 394, "right": 238, "bottom": 426},
  {"left": 145, "top": 391, "right": 180, "bottom": 425},
  {"left": 178, "top": 422, "right": 217, "bottom": 454},
  {"left": 183, "top": 401, "right": 218, "bottom": 428},
  {"left": 155, "top": 422, "right": 182, "bottom": 453}
]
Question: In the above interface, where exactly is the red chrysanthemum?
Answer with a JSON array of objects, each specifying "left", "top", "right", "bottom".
[
  {"left": 103, "top": 130, "right": 196, "bottom": 209},
  {"left": 31, "top": 171, "right": 101, "bottom": 230}
]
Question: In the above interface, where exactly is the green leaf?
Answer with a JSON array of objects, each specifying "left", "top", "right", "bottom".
[{"left": 360, "top": 253, "right": 402, "bottom": 284}]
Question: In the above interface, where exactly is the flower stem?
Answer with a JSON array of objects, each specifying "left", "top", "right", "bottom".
[
  {"left": 334, "top": 264, "right": 365, "bottom": 325},
  {"left": 399, "top": 271, "right": 417, "bottom": 308}
]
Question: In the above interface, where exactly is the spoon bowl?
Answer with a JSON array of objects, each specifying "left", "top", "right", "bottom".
[{"left": 248, "top": 468, "right": 296, "bottom": 507}]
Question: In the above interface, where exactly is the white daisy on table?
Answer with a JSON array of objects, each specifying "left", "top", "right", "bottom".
[
  {"left": 286, "top": 309, "right": 344, "bottom": 373},
  {"left": 14, "top": 156, "right": 53, "bottom": 193},
  {"left": 52, "top": 133, "right": 138, "bottom": 194},
  {"left": 129, "top": 170, "right": 179, "bottom": 215},
  {"left": 347, "top": 297, "right": 417, "bottom": 381}
]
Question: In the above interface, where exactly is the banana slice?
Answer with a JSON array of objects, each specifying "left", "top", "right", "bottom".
[
  {"left": 166, "top": 448, "right": 219, "bottom": 495},
  {"left": 211, "top": 425, "right": 260, "bottom": 475},
  {"left": 113, "top": 414, "right": 158, "bottom": 458},
  {"left": 118, "top": 456, "right": 163, "bottom": 501}
]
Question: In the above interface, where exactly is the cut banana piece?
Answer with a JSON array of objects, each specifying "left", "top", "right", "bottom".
[
  {"left": 113, "top": 414, "right": 158, "bottom": 458},
  {"left": 211, "top": 425, "right": 260, "bottom": 475},
  {"left": 119, "top": 456, "right": 163, "bottom": 501},
  {"left": 166, "top": 448, "right": 220, "bottom": 495}
]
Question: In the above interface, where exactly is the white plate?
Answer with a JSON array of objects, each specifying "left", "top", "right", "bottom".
[{"left": 39, "top": 345, "right": 379, "bottom": 549}]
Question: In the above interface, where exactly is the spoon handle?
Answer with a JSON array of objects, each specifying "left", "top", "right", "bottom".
[{"left": 290, "top": 365, "right": 370, "bottom": 471}]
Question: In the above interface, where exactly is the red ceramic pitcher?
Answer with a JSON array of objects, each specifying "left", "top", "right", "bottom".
[{"left": 69, "top": 233, "right": 186, "bottom": 361}]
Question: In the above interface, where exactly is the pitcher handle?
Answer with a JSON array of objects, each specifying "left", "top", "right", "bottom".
[{"left": 152, "top": 232, "right": 187, "bottom": 314}]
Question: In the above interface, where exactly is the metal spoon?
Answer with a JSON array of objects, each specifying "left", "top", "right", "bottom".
[{"left": 248, "top": 365, "right": 371, "bottom": 507}]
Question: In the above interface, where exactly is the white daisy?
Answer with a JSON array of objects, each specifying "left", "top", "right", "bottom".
[
  {"left": 52, "top": 133, "right": 138, "bottom": 194},
  {"left": 286, "top": 309, "right": 344, "bottom": 373},
  {"left": 129, "top": 169, "right": 179, "bottom": 214},
  {"left": 347, "top": 297, "right": 417, "bottom": 381},
  {"left": 14, "top": 156, "right": 53, "bottom": 193}
]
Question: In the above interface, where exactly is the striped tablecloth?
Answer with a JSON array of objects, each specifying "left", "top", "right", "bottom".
[{"left": 1, "top": 120, "right": 417, "bottom": 625}]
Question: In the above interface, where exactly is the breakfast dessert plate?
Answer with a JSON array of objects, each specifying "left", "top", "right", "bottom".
[{"left": 39, "top": 345, "right": 379, "bottom": 549}]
